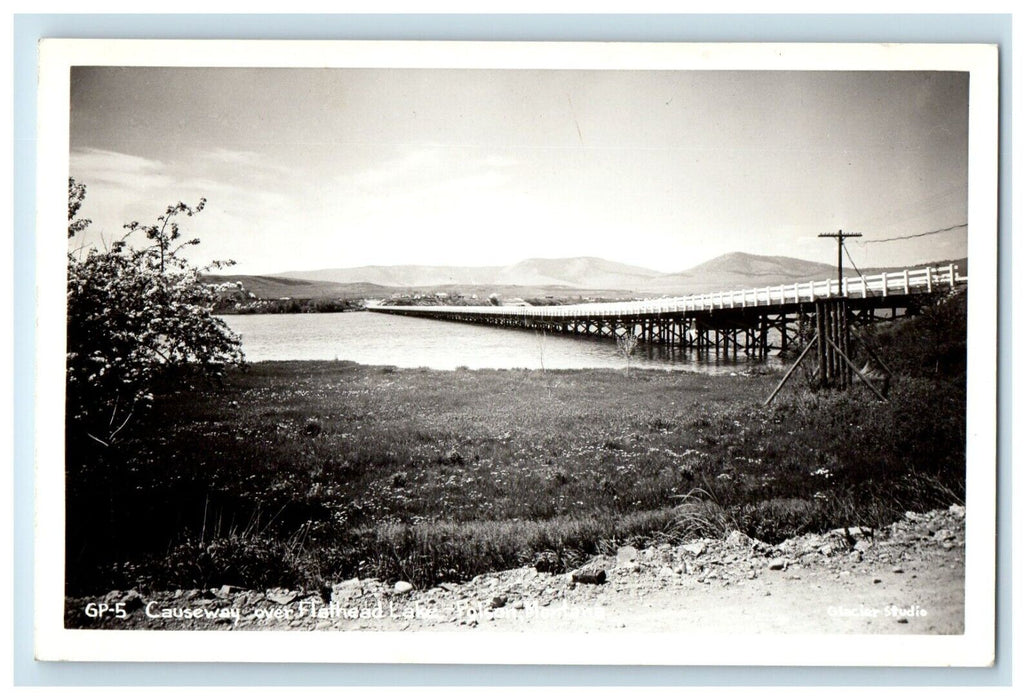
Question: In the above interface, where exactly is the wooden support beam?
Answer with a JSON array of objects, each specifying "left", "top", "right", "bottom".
[
  {"left": 825, "top": 337, "right": 887, "bottom": 401},
  {"left": 764, "top": 335, "right": 818, "bottom": 405},
  {"left": 816, "top": 305, "right": 828, "bottom": 386}
]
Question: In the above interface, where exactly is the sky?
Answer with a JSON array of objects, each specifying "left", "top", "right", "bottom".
[{"left": 68, "top": 67, "right": 969, "bottom": 275}]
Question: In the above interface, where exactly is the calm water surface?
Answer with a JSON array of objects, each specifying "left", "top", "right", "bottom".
[{"left": 221, "top": 312, "right": 779, "bottom": 374}]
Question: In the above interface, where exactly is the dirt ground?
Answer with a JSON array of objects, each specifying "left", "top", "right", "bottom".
[{"left": 66, "top": 507, "right": 964, "bottom": 635}]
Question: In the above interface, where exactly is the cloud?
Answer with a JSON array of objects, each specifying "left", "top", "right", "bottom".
[
  {"left": 346, "top": 147, "right": 517, "bottom": 192},
  {"left": 202, "top": 147, "right": 263, "bottom": 166},
  {"left": 197, "top": 147, "right": 297, "bottom": 180},
  {"left": 70, "top": 148, "right": 173, "bottom": 192},
  {"left": 67, "top": 146, "right": 304, "bottom": 270}
]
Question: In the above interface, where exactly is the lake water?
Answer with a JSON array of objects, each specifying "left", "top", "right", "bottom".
[{"left": 221, "top": 312, "right": 779, "bottom": 374}]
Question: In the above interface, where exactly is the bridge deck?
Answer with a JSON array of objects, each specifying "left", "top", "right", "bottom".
[{"left": 369, "top": 265, "right": 965, "bottom": 321}]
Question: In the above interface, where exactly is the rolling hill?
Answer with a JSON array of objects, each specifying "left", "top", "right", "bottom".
[
  {"left": 274, "top": 257, "right": 664, "bottom": 291},
  {"left": 199, "top": 274, "right": 396, "bottom": 300},
  {"left": 272, "top": 252, "right": 871, "bottom": 296},
  {"left": 641, "top": 252, "right": 841, "bottom": 294},
  {"left": 494, "top": 257, "right": 664, "bottom": 289},
  {"left": 276, "top": 265, "right": 503, "bottom": 288}
]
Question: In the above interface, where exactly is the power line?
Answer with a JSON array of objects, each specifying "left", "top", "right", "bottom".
[
  {"left": 860, "top": 223, "right": 967, "bottom": 245},
  {"left": 841, "top": 242, "right": 874, "bottom": 297}
]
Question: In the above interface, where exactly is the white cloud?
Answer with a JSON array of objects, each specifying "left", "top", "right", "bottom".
[
  {"left": 197, "top": 148, "right": 298, "bottom": 181},
  {"left": 70, "top": 148, "right": 173, "bottom": 192},
  {"left": 67, "top": 146, "right": 308, "bottom": 271},
  {"left": 345, "top": 147, "right": 517, "bottom": 192}
]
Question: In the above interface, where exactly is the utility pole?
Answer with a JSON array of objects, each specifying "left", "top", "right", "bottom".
[
  {"left": 764, "top": 228, "right": 895, "bottom": 404},
  {"left": 818, "top": 230, "right": 862, "bottom": 296}
]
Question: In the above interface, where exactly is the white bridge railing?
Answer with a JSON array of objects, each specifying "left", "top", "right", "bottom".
[{"left": 373, "top": 264, "right": 965, "bottom": 319}]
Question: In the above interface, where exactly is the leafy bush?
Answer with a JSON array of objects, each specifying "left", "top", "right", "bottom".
[
  {"left": 868, "top": 289, "right": 967, "bottom": 379},
  {"left": 66, "top": 178, "right": 244, "bottom": 446}
]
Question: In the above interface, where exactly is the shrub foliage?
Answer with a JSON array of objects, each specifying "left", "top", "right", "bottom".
[{"left": 66, "top": 178, "right": 244, "bottom": 446}]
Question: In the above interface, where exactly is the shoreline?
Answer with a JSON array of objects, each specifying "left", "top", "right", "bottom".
[{"left": 225, "top": 358, "right": 778, "bottom": 374}]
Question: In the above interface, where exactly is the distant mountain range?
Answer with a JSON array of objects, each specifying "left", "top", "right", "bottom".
[
  {"left": 214, "top": 252, "right": 964, "bottom": 300},
  {"left": 274, "top": 256, "right": 664, "bottom": 291}
]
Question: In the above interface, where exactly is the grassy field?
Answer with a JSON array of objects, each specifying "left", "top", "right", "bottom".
[{"left": 65, "top": 336, "right": 966, "bottom": 596}]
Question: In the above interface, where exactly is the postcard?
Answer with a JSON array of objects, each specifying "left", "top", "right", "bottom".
[{"left": 35, "top": 39, "right": 998, "bottom": 665}]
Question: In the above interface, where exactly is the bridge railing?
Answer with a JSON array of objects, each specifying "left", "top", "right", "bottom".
[{"left": 373, "top": 264, "right": 965, "bottom": 319}]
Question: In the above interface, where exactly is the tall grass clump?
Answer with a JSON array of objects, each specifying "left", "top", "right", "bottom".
[{"left": 363, "top": 510, "right": 679, "bottom": 588}]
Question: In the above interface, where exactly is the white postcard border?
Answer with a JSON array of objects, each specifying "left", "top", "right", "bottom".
[{"left": 34, "top": 39, "right": 999, "bottom": 666}]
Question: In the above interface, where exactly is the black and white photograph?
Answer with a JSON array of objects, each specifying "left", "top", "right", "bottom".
[{"left": 34, "top": 40, "right": 999, "bottom": 665}]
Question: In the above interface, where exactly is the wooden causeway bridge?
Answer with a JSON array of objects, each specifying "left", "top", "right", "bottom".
[{"left": 368, "top": 264, "right": 966, "bottom": 359}]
